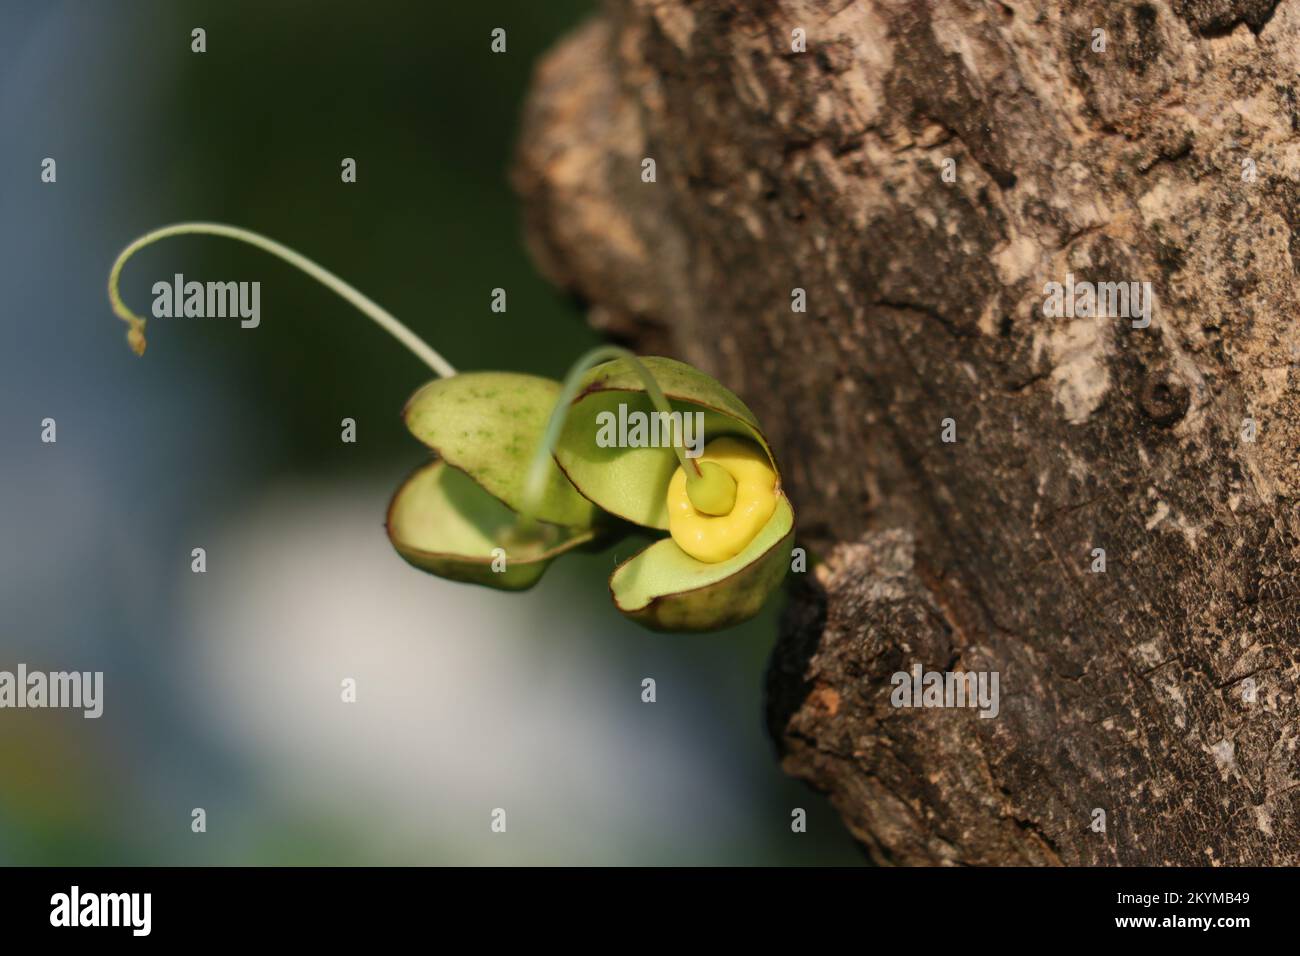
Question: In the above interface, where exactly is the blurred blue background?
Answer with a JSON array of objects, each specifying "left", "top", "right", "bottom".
[{"left": 0, "top": 0, "right": 861, "bottom": 865}]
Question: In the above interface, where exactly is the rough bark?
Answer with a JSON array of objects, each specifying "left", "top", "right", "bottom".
[{"left": 513, "top": 0, "right": 1300, "bottom": 865}]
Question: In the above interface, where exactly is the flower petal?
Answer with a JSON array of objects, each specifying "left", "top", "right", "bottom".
[
  {"left": 609, "top": 495, "right": 794, "bottom": 630},
  {"left": 387, "top": 461, "right": 594, "bottom": 591},
  {"left": 403, "top": 372, "right": 598, "bottom": 529},
  {"left": 554, "top": 357, "right": 775, "bottom": 529}
]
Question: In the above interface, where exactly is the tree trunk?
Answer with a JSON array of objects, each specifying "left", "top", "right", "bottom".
[{"left": 513, "top": 0, "right": 1300, "bottom": 865}]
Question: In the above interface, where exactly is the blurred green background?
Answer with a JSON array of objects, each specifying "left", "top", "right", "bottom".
[{"left": 0, "top": 0, "right": 862, "bottom": 865}]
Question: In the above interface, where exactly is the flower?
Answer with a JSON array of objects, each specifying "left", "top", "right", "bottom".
[{"left": 385, "top": 357, "right": 795, "bottom": 632}]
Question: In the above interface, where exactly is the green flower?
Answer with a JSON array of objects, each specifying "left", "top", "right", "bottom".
[
  {"left": 107, "top": 225, "right": 793, "bottom": 632},
  {"left": 388, "top": 352, "right": 795, "bottom": 631}
]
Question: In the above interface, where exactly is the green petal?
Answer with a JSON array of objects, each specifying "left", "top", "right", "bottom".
[
  {"left": 387, "top": 461, "right": 593, "bottom": 591},
  {"left": 403, "top": 372, "right": 598, "bottom": 529},
  {"left": 554, "top": 357, "right": 774, "bottom": 529},
  {"left": 609, "top": 495, "right": 795, "bottom": 631}
]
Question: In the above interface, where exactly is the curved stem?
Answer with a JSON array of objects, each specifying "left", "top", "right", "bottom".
[
  {"left": 517, "top": 345, "right": 700, "bottom": 528},
  {"left": 107, "top": 222, "right": 457, "bottom": 377}
]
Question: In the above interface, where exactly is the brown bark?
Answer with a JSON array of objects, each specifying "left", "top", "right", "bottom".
[{"left": 513, "top": 0, "right": 1300, "bottom": 865}]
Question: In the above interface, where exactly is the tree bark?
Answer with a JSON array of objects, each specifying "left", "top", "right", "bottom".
[{"left": 513, "top": 0, "right": 1300, "bottom": 865}]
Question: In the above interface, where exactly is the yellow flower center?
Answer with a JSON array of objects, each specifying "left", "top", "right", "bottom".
[{"left": 666, "top": 436, "right": 779, "bottom": 563}]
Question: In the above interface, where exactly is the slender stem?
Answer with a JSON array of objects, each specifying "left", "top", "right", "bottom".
[
  {"left": 107, "top": 222, "right": 457, "bottom": 377},
  {"left": 517, "top": 345, "right": 699, "bottom": 528}
]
